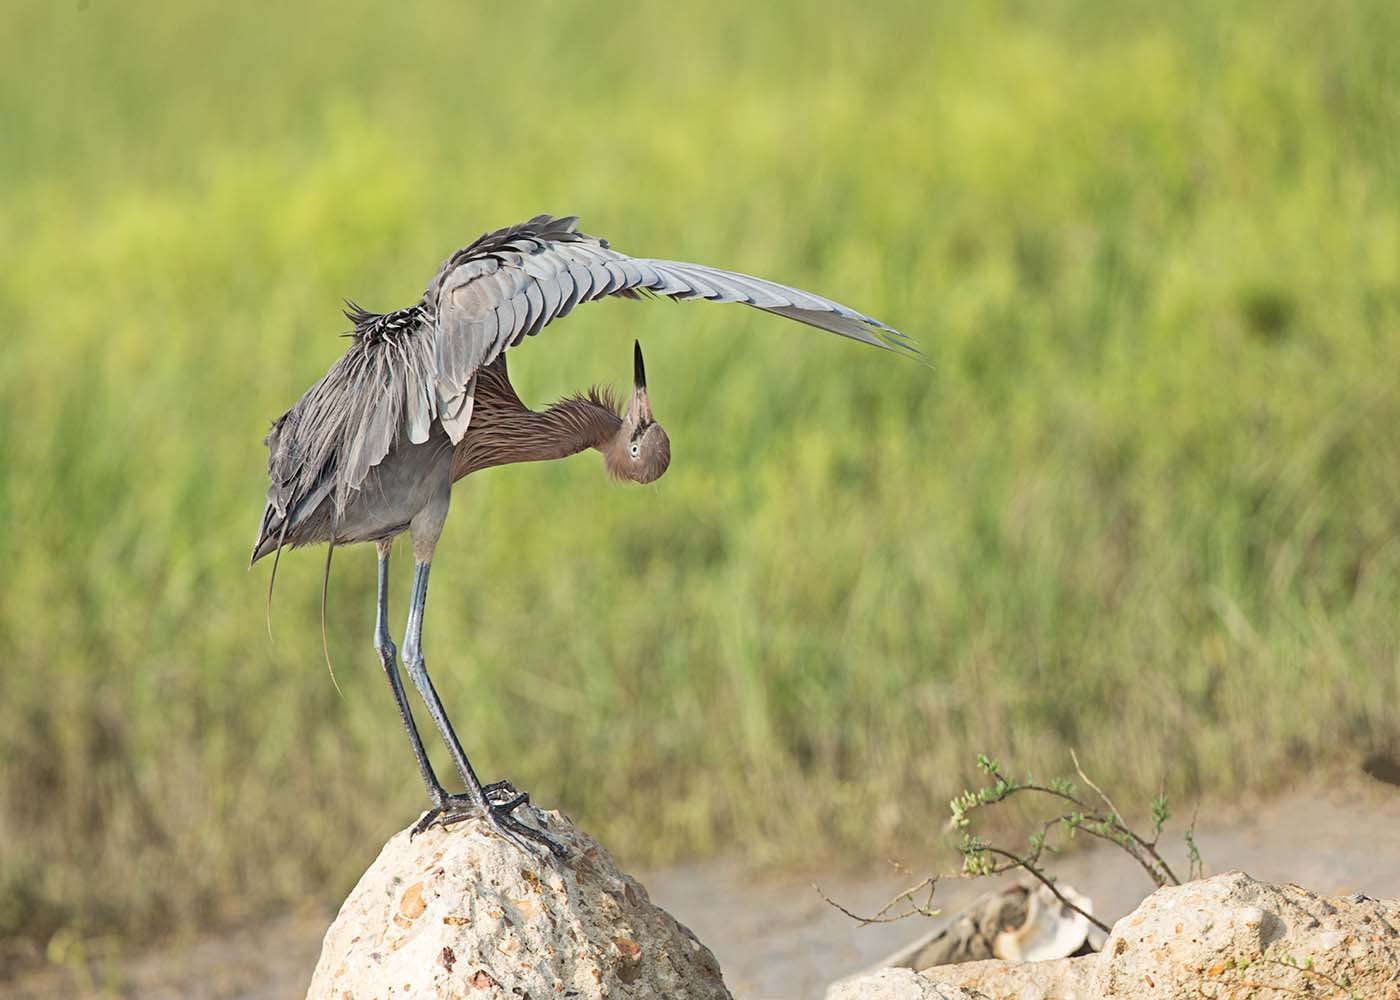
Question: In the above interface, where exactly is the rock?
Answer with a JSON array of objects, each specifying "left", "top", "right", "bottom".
[
  {"left": 914, "top": 956, "right": 1094, "bottom": 1000},
  {"left": 306, "top": 807, "right": 731, "bottom": 1000},
  {"left": 1093, "top": 871, "right": 1400, "bottom": 999},
  {"left": 904, "top": 873, "right": 1400, "bottom": 1000},
  {"left": 825, "top": 967, "right": 990, "bottom": 1000}
]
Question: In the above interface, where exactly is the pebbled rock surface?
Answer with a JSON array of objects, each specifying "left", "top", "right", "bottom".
[
  {"left": 1092, "top": 871, "right": 1400, "bottom": 999},
  {"left": 826, "top": 968, "right": 989, "bottom": 1000},
  {"left": 839, "top": 872, "right": 1400, "bottom": 999},
  {"left": 908, "top": 956, "right": 1092, "bottom": 1000},
  {"left": 306, "top": 807, "right": 731, "bottom": 1000}
]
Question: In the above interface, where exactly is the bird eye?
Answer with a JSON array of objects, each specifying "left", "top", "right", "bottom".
[{"left": 629, "top": 442, "right": 641, "bottom": 458}]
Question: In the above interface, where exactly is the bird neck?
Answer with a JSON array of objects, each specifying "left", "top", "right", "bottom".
[
  {"left": 451, "top": 386, "right": 623, "bottom": 480},
  {"left": 541, "top": 392, "right": 626, "bottom": 457}
]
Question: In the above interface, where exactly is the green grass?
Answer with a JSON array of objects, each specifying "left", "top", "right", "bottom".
[{"left": 2, "top": 0, "right": 1398, "bottom": 959}]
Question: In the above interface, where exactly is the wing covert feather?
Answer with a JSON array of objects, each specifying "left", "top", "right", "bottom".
[{"left": 425, "top": 214, "right": 917, "bottom": 443}]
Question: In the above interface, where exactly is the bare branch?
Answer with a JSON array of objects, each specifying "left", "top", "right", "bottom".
[
  {"left": 1071, "top": 748, "right": 1126, "bottom": 828},
  {"left": 1069, "top": 750, "right": 1179, "bottom": 886},
  {"left": 1186, "top": 802, "right": 1205, "bottom": 882},
  {"left": 979, "top": 845, "right": 1112, "bottom": 935},
  {"left": 814, "top": 876, "right": 941, "bottom": 926}
]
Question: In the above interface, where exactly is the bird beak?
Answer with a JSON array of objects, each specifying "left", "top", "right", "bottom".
[{"left": 631, "top": 341, "right": 653, "bottom": 424}]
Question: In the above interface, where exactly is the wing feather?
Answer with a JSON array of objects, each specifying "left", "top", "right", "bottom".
[
  {"left": 558, "top": 260, "right": 588, "bottom": 317},
  {"left": 518, "top": 281, "right": 546, "bottom": 343},
  {"left": 439, "top": 372, "right": 476, "bottom": 442},
  {"left": 257, "top": 213, "right": 918, "bottom": 555},
  {"left": 424, "top": 214, "right": 918, "bottom": 443},
  {"left": 493, "top": 296, "right": 518, "bottom": 356},
  {"left": 587, "top": 259, "right": 620, "bottom": 300},
  {"left": 536, "top": 261, "right": 564, "bottom": 326},
  {"left": 404, "top": 351, "right": 432, "bottom": 444}
]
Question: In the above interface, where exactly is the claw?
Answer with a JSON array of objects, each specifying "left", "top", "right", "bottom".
[
  {"left": 442, "top": 798, "right": 565, "bottom": 859},
  {"left": 409, "top": 779, "right": 565, "bottom": 858},
  {"left": 482, "top": 779, "right": 523, "bottom": 806},
  {"left": 410, "top": 806, "right": 443, "bottom": 839},
  {"left": 483, "top": 799, "right": 566, "bottom": 859}
]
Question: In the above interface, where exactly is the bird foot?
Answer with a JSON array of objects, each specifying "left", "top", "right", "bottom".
[
  {"left": 411, "top": 780, "right": 566, "bottom": 859},
  {"left": 412, "top": 779, "right": 522, "bottom": 830}
]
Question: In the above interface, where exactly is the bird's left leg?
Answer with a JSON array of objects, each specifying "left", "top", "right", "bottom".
[
  {"left": 373, "top": 542, "right": 517, "bottom": 817},
  {"left": 400, "top": 557, "right": 565, "bottom": 857},
  {"left": 373, "top": 541, "right": 451, "bottom": 807}
]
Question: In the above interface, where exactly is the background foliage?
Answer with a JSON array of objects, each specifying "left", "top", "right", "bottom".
[{"left": 1, "top": 0, "right": 1397, "bottom": 957}]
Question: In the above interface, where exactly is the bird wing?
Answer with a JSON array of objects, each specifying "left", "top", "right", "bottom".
[
  {"left": 426, "top": 214, "right": 919, "bottom": 443},
  {"left": 252, "top": 322, "right": 441, "bottom": 560}
]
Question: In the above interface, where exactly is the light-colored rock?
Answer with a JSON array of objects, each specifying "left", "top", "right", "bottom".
[
  {"left": 917, "top": 956, "right": 1093, "bottom": 999},
  {"left": 1093, "top": 871, "right": 1400, "bottom": 999},
  {"left": 825, "top": 967, "right": 989, "bottom": 1000},
  {"left": 907, "top": 872, "right": 1400, "bottom": 1000},
  {"left": 306, "top": 807, "right": 730, "bottom": 1000}
]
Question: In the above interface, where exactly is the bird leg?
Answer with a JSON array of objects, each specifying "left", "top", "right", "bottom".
[
  {"left": 400, "top": 559, "right": 565, "bottom": 858},
  {"left": 374, "top": 542, "right": 451, "bottom": 807},
  {"left": 374, "top": 546, "right": 522, "bottom": 821}
]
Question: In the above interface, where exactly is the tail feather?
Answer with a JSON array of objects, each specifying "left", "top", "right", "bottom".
[
  {"left": 262, "top": 513, "right": 290, "bottom": 639},
  {"left": 320, "top": 522, "right": 343, "bottom": 698}
]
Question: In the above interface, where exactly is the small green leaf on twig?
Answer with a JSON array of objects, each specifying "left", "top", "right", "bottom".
[{"left": 1150, "top": 792, "right": 1170, "bottom": 837}]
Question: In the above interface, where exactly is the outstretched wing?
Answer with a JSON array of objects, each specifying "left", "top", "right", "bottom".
[{"left": 426, "top": 214, "right": 918, "bottom": 442}]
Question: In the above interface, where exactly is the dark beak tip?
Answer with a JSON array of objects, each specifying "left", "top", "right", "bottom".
[{"left": 633, "top": 340, "right": 647, "bottom": 390}]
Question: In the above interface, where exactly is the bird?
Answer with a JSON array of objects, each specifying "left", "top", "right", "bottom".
[{"left": 252, "top": 213, "right": 917, "bottom": 857}]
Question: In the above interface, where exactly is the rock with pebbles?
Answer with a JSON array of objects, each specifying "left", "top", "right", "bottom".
[
  {"left": 839, "top": 873, "right": 1400, "bottom": 999},
  {"left": 826, "top": 968, "right": 989, "bottom": 1000},
  {"left": 1092, "top": 871, "right": 1400, "bottom": 999},
  {"left": 910, "top": 956, "right": 1093, "bottom": 1000},
  {"left": 306, "top": 807, "right": 731, "bottom": 1000}
]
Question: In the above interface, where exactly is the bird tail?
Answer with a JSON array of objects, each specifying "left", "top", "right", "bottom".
[
  {"left": 250, "top": 498, "right": 343, "bottom": 697},
  {"left": 250, "top": 503, "right": 284, "bottom": 565},
  {"left": 320, "top": 519, "right": 343, "bottom": 698},
  {"left": 252, "top": 504, "right": 290, "bottom": 641}
]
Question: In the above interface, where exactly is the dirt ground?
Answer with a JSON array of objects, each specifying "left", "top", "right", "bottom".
[{"left": 7, "top": 768, "right": 1399, "bottom": 1000}]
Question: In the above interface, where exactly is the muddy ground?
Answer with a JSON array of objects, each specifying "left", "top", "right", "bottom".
[{"left": 7, "top": 770, "right": 1398, "bottom": 1000}]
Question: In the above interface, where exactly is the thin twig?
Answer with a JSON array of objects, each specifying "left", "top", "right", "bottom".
[
  {"left": 813, "top": 876, "right": 940, "bottom": 926},
  {"left": 985, "top": 778, "right": 1180, "bottom": 888},
  {"left": 1057, "top": 810, "right": 1177, "bottom": 888},
  {"left": 1071, "top": 748, "right": 1126, "bottom": 829},
  {"left": 978, "top": 846, "right": 1111, "bottom": 935},
  {"left": 1186, "top": 801, "right": 1204, "bottom": 881},
  {"left": 1050, "top": 752, "right": 1180, "bottom": 886},
  {"left": 1150, "top": 778, "right": 1165, "bottom": 848},
  {"left": 1257, "top": 956, "right": 1364, "bottom": 997}
]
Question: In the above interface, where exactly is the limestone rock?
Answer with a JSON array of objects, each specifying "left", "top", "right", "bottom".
[
  {"left": 914, "top": 956, "right": 1094, "bottom": 1000},
  {"left": 908, "top": 872, "right": 1400, "bottom": 1000},
  {"left": 825, "top": 967, "right": 990, "bottom": 1000},
  {"left": 1093, "top": 871, "right": 1400, "bottom": 999},
  {"left": 306, "top": 807, "right": 730, "bottom": 1000}
]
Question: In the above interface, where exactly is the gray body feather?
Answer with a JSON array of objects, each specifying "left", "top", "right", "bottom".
[{"left": 253, "top": 214, "right": 915, "bottom": 561}]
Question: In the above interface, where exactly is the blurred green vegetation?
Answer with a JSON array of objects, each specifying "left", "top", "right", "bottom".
[{"left": 1, "top": 0, "right": 1398, "bottom": 960}]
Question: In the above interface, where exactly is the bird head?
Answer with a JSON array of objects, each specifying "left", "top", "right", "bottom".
[{"left": 606, "top": 340, "right": 670, "bottom": 484}]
